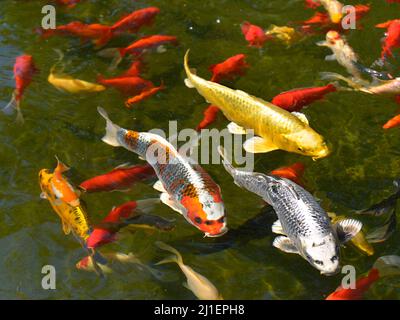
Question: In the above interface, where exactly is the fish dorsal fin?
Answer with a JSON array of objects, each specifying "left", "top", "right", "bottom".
[
  {"left": 273, "top": 236, "right": 299, "bottom": 254},
  {"left": 113, "top": 162, "right": 133, "bottom": 170},
  {"left": 272, "top": 220, "right": 285, "bottom": 235},
  {"left": 291, "top": 112, "right": 309, "bottom": 125},
  {"left": 335, "top": 219, "right": 363, "bottom": 243},
  {"left": 153, "top": 180, "right": 167, "bottom": 193},
  {"left": 243, "top": 137, "right": 279, "bottom": 154},
  {"left": 227, "top": 122, "right": 248, "bottom": 135}
]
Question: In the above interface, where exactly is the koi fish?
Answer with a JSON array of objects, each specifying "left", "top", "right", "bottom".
[
  {"left": 383, "top": 114, "right": 400, "bottom": 129},
  {"left": 218, "top": 146, "right": 362, "bottom": 275},
  {"left": 317, "top": 31, "right": 362, "bottom": 79},
  {"left": 120, "top": 60, "right": 143, "bottom": 77},
  {"left": 80, "top": 163, "right": 155, "bottom": 193},
  {"left": 156, "top": 241, "right": 223, "bottom": 300},
  {"left": 241, "top": 22, "right": 272, "bottom": 48},
  {"left": 97, "top": 107, "right": 227, "bottom": 237},
  {"left": 2, "top": 55, "right": 38, "bottom": 124},
  {"left": 265, "top": 25, "right": 306, "bottom": 46},
  {"left": 319, "top": 0, "right": 344, "bottom": 24},
  {"left": 184, "top": 50, "right": 330, "bottom": 159},
  {"left": 97, "top": 74, "right": 154, "bottom": 95},
  {"left": 305, "top": 0, "right": 322, "bottom": 9},
  {"left": 301, "top": 12, "right": 332, "bottom": 28},
  {"left": 326, "top": 255, "right": 400, "bottom": 300},
  {"left": 125, "top": 83, "right": 165, "bottom": 108},
  {"left": 270, "top": 162, "right": 306, "bottom": 187},
  {"left": 209, "top": 54, "right": 249, "bottom": 83},
  {"left": 86, "top": 199, "right": 160, "bottom": 249},
  {"left": 48, "top": 66, "right": 106, "bottom": 93},
  {"left": 196, "top": 105, "right": 220, "bottom": 131},
  {"left": 110, "top": 7, "right": 160, "bottom": 34},
  {"left": 272, "top": 84, "right": 337, "bottom": 112},
  {"left": 37, "top": 21, "right": 113, "bottom": 47},
  {"left": 376, "top": 19, "right": 400, "bottom": 60}
]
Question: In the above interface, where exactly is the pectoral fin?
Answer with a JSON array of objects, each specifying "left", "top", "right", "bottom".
[
  {"left": 160, "top": 193, "right": 185, "bottom": 215},
  {"left": 184, "top": 78, "right": 195, "bottom": 88},
  {"left": 292, "top": 112, "right": 309, "bottom": 125},
  {"left": 325, "top": 54, "right": 337, "bottom": 61},
  {"left": 272, "top": 220, "right": 285, "bottom": 235},
  {"left": 153, "top": 180, "right": 167, "bottom": 193},
  {"left": 243, "top": 137, "right": 279, "bottom": 154},
  {"left": 40, "top": 192, "right": 47, "bottom": 200},
  {"left": 227, "top": 122, "right": 248, "bottom": 135},
  {"left": 335, "top": 219, "right": 363, "bottom": 243},
  {"left": 273, "top": 236, "right": 299, "bottom": 254},
  {"left": 316, "top": 40, "right": 328, "bottom": 47},
  {"left": 61, "top": 220, "right": 71, "bottom": 235}
]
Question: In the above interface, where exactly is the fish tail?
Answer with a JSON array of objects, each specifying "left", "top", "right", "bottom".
[
  {"left": 55, "top": 155, "right": 70, "bottom": 173},
  {"left": 94, "top": 28, "right": 113, "bottom": 48},
  {"left": 15, "top": 103, "right": 25, "bottom": 125},
  {"left": 320, "top": 72, "right": 362, "bottom": 91},
  {"left": 97, "top": 107, "right": 122, "bottom": 147},
  {"left": 155, "top": 241, "right": 184, "bottom": 265},
  {"left": 2, "top": 92, "right": 17, "bottom": 117},
  {"left": 373, "top": 255, "right": 400, "bottom": 278},
  {"left": 217, "top": 145, "right": 236, "bottom": 177},
  {"left": 96, "top": 74, "right": 105, "bottom": 84},
  {"left": 135, "top": 198, "right": 160, "bottom": 214},
  {"left": 183, "top": 50, "right": 196, "bottom": 89}
]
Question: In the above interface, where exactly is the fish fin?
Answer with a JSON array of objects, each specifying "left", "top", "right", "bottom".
[
  {"left": 61, "top": 220, "right": 71, "bottom": 235},
  {"left": 182, "top": 282, "right": 190, "bottom": 291},
  {"left": 160, "top": 193, "right": 185, "bottom": 215},
  {"left": 113, "top": 162, "right": 133, "bottom": 170},
  {"left": 124, "top": 214, "right": 175, "bottom": 231},
  {"left": 155, "top": 241, "right": 184, "bottom": 265},
  {"left": 217, "top": 146, "right": 237, "bottom": 177},
  {"left": 273, "top": 236, "right": 299, "bottom": 254},
  {"left": 40, "top": 192, "right": 47, "bottom": 200},
  {"left": 97, "top": 107, "right": 122, "bottom": 147},
  {"left": 316, "top": 40, "right": 328, "bottom": 47},
  {"left": 291, "top": 112, "right": 309, "bottom": 125},
  {"left": 55, "top": 155, "right": 70, "bottom": 173},
  {"left": 373, "top": 255, "right": 400, "bottom": 278},
  {"left": 184, "top": 78, "right": 195, "bottom": 88},
  {"left": 365, "top": 210, "right": 397, "bottom": 243},
  {"left": 243, "top": 137, "right": 279, "bottom": 154},
  {"left": 135, "top": 198, "right": 160, "bottom": 214},
  {"left": 227, "top": 122, "right": 248, "bottom": 135},
  {"left": 2, "top": 93, "right": 17, "bottom": 116},
  {"left": 153, "top": 180, "right": 167, "bottom": 193},
  {"left": 335, "top": 219, "right": 363, "bottom": 243},
  {"left": 320, "top": 72, "right": 362, "bottom": 91},
  {"left": 325, "top": 54, "right": 336, "bottom": 61},
  {"left": 272, "top": 220, "right": 285, "bottom": 235}
]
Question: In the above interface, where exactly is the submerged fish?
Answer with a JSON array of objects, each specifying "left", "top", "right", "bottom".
[
  {"left": 376, "top": 19, "right": 400, "bottom": 60},
  {"left": 156, "top": 241, "right": 223, "bottom": 300},
  {"left": 218, "top": 146, "right": 362, "bottom": 275},
  {"left": 241, "top": 22, "right": 272, "bottom": 48},
  {"left": 97, "top": 107, "right": 227, "bottom": 237},
  {"left": 184, "top": 50, "right": 330, "bottom": 159},
  {"left": 326, "top": 255, "right": 400, "bottom": 300},
  {"left": 110, "top": 7, "right": 160, "bottom": 34}
]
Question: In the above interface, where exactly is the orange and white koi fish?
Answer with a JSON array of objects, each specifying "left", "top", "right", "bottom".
[{"left": 97, "top": 107, "right": 227, "bottom": 237}]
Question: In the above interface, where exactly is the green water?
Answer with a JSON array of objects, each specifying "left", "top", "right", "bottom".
[{"left": 0, "top": 0, "right": 400, "bottom": 300}]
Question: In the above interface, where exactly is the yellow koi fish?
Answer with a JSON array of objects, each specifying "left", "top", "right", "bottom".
[
  {"left": 184, "top": 50, "right": 330, "bottom": 160},
  {"left": 266, "top": 25, "right": 305, "bottom": 46},
  {"left": 320, "top": 0, "right": 343, "bottom": 24},
  {"left": 156, "top": 241, "right": 223, "bottom": 300}
]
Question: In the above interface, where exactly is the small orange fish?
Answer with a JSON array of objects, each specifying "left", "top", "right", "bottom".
[
  {"left": 209, "top": 54, "right": 249, "bottom": 83},
  {"left": 120, "top": 60, "right": 143, "bottom": 77},
  {"left": 111, "top": 7, "right": 160, "bottom": 34},
  {"left": 97, "top": 74, "right": 154, "bottom": 95},
  {"left": 51, "top": 157, "right": 80, "bottom": 207},
  {"left": 125, "top": 83, "right": 165, "bottom": 108},
  {"left": 270, "top": 163, "right": 306, "bottom": 186},
  {"left": 376, "top": 19, "right": 400, "bottom": 60},
  {"left": 241, "top": 21, "right": 272, "bottom": 48},
  {"left": 383, "top": 114, "right": 400, "bottom": 129},
  {"left": 196, "top": 105, "right": 220, "bottom": 131}
]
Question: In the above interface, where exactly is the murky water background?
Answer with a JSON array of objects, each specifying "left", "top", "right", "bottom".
[{"left": 0, "top": 0, "right": 400, "bottom": 299}]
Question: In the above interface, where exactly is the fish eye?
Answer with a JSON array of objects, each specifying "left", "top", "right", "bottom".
[
  {"left": 297, "top": 147, "right": 303, "bottom": 152},
  {"left": 217, "top": 216, "right": 225, "bottom": 223},
  {"left": 194, "top": 217, "right": 202, "bottom": 224},
  {"left": 331, "top": 255, "right": 338, "bottom": 262},
  {"left": 315, "top": 260, "right": 324, "bottom": 266}
]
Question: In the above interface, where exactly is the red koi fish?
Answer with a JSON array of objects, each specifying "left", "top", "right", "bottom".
[
  {"left": 80, "top": 163, "right": 155, "bottom": 193},
  {"left": 305, "top": 0, "right": 321, "bottom": 9},
  {"left": 119, "top": 35, "right": 178, "bottom": 58},
  {"left": 2, "top": 55, "right": 38, "bottom": 123},
  {"left": 241, "top": 21, "right": 272, "bottom": 48},
  {"left": 270, "top": 163, "right": 306, "bottom": 186},
  {"left": 376, "top": 19, "right": 400, "bottom": 60},
  {"left": 196, "top": 105, "right": 220, "bottom": 131},
  {"left": 56, "top": 0, "right": 82, "bottom": 8},
  {"left": 86, "top": 199, "right": 158, "bottom": 249},
  {"left": 111, "top": 7, "right": 160, "bottom": 34},
  {"left": 37, "top": 21, "right": 113, "bottom": 47},
  {"left": 209, "top": 54, "right": 249, "bottom": 83},
  {"left": 383, "top": 114, "right": 400, "bottom": 129},
  {"left": 97, "top": 75, "right": 154, "bottom": 95},
  {"left": 125, "top": 84, "right": 165, "bottom": 108},
  {"left": 301, "top": 12, "right": 332, "bottom": 28},
  {"left": 272, "top": 84, "right": 337, "bottom": 112}
]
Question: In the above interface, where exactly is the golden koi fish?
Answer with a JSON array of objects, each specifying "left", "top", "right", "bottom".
[
  {"left": 184, "top": 50, "right": 330, "bottom": 160},
  {"left": 320, "top": 0, "right": 343, "bottom": 24},
  {"left": 39, "top": 169, "right": 90, "bottom": 241},
  {"left": 265, "top": 25, "right": 304, "bottom": 46}
]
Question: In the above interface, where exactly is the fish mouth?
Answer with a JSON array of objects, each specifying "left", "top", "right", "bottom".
[
  {"left": 204, "top": 228, "right": 228, "bottom": 238},
  {"left": 320, "top": 269, "right": 340, "bottom": 276},
  {"left": 312, "top": 148, "right": 331, "bottom": 160},
  {"left": 331, "top": 14, "right": 343, "bottom": 24}
]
